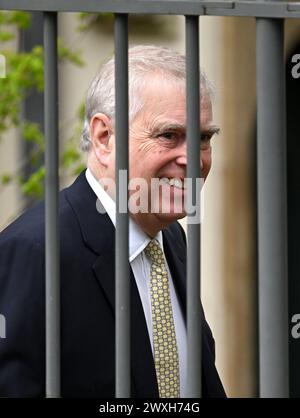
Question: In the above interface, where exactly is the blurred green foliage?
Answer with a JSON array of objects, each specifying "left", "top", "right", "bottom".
[{"left": 0, "top": 11, "right": 84, "bottom": 200}]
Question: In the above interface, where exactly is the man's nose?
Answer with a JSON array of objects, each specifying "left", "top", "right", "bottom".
[
  {"left": 175, "top": 155, "right": 187, "bottom": 166},
  {"left": 175, "top": 142, "right": 187, "bottom": 166},
  {"left": 175, "top": 154, "right": 204, "bottom": 171}
]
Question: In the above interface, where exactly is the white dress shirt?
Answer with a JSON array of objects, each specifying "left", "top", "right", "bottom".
[{"left": 85, "top": 168, "right": 187, "bottom": 397}]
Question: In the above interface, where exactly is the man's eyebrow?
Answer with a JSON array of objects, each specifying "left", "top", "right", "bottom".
[
  {"left": 202, "top": 125, "right": 221, "bottom": 136},
  {"left": 152, "top": 122, "right": 186, "bottom": 136},
  {"left": 152, "top": 121, "right": 221, "bottom": 136}
]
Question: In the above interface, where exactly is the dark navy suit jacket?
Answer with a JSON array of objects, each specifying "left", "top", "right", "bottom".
[{"left": 0, "top": 171, "right": 226, "bottom": 397}]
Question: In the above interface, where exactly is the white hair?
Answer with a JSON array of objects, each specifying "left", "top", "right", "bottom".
[{"left": 80, "top": 44, "right": 214, "bottom": 152}]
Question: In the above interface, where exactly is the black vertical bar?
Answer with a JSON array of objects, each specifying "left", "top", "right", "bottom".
[
  {"left": 256, "top": 18, "right": 289, "bottom": 398},
  {"left": 44, "top": 11, "right": 60, "bottom": 398},
  {"left": 185, "top": 15, "right": 201, "bottom": 398},
  {"left": 114, "top": 13, "right": 130, "bottom": 398}
]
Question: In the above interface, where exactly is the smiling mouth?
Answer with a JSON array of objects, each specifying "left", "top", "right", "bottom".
[{"left": 159, "top": 177, "right": 187, "bottom": 189}]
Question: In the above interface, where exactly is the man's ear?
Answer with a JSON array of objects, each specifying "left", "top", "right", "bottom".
[{"left": 90, "top": 113, "right": 113, "bottom": 166}]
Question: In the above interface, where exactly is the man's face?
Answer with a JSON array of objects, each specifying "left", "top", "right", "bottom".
[{"left": 108, "top": 76, "right": 218, "bottom": 235}]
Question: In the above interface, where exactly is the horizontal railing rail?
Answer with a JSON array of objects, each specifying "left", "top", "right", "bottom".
[{"left": 0, "top": 0, "right": 299, "bottom": 18}]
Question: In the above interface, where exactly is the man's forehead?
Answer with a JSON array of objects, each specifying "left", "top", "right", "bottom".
[
  {"left": 141, "top": 80, "right": 211, "bottom": 111},
  {"left": 140, "top": 99, "right": 214, "bottom": 129},
  {"left": 141, "top": 74, "right": 210, "bottom": 100},
  {"left": 135, "top": 76, "right": 214, "bottom": 129}
]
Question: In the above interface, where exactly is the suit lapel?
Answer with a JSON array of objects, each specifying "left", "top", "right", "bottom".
[{"left": 162, "top": 227, "right": 187, "bottom": 323}]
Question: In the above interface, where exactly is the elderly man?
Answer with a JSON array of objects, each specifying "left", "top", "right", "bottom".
[{"left": 0, "top": 45, "right": 225, "bottom": 398}]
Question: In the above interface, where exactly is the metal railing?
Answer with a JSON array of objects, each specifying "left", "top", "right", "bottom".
[{"left": 0, "top": 0, "right": 293, "bottom": 398}]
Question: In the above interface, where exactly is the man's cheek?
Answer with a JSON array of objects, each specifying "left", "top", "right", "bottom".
[{"left": 201, "top": 156, "right": 212, "bottom": 179}]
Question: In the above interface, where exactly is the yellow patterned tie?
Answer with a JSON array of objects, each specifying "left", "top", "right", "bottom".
[{"left": 145, "top": 239, "right": 180, "bottom": 398}]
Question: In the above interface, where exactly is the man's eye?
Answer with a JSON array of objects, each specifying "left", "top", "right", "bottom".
[
  {"left": 160, "top": 132, "right": 177, "bottom": 140},
  {"left": 201, "top": 135, "right": 211, "bottom": 142}
]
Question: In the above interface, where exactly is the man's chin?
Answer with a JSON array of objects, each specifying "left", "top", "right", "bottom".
[{"left": 155, "top": 210, "right": 187, "bottom": 225}]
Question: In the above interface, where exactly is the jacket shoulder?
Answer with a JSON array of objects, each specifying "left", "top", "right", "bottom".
[{"left": 0, "top": 185, "right": 78, "bottom": 250}]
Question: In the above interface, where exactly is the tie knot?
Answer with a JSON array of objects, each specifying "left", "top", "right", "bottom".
[{"left": 144, "top": 239, "right": 165, "bottom": 265}]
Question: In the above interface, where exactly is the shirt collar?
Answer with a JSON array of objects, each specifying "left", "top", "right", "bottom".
[{"left": 85, "top": 168, "right": 163, "bottom": 262}]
